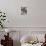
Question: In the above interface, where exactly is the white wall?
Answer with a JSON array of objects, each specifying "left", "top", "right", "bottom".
[
  {"left": 31, "top": 0, "right": 46, "bottom": 27},
  {"left": 0, "top": 1, "right": 46, "bottom": 46},
  {"left": 0, "top": 0, "right": 46, "bottom": 27}
]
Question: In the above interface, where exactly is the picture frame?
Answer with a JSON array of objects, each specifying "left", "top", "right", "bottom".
[{"left": 21, "top": 7, "right": 27, "bottom": 15}]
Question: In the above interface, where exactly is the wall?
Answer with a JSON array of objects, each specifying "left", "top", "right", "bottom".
[
  {"left": 0, "top": 0, "right": 46, "bottom": 27},
  {"left": 0, "top": 0, "right": 46, "bottom": 46}
]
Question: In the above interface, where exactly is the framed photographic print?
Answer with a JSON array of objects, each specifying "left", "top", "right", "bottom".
[{"left": 21, "top": 7, "right": 27, "bottom": 15}]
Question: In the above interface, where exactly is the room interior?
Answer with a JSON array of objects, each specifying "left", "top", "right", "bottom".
[{"left": 0, "top": 0, "right": 46, "bottom": 46}]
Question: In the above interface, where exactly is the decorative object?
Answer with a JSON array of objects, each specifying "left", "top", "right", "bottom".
[
  {"left": 0, "top": 10, "right": 6, "bottom": 28},
  {"left": 21, "top": 7, "right": 27, "bottom": 15},
  {"left": 5, "top": 29, "right": 10, "bottom": 36},
  {"left": 41, "top": 34, "right": 46, "bottom": 46},
  {"left": 1, "top": 32, "right": 13, "bottom": 46},
  {"left": 5, "top": 29, "right": 10, "bottom": 33}
]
